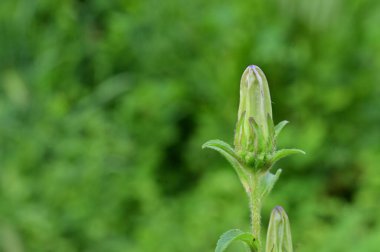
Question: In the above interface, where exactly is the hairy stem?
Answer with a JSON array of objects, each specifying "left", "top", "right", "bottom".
[{"left": 248, "top": 173, "right": 262, "bottom": 252}]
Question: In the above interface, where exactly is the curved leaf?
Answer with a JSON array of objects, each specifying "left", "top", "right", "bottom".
[
  {"left": 215, "top": 229, "right": 257, "bottom": 252},
  {"left": 202, "top": 139, "right": 250, "bottom": 191},
  {"left": 270, "top": 149, "right": 305, "bottom": 165},
  {"left": 259, "top": 169, "right": 282, "bottom": 198},
  {"left": 274, "top": 120, "right": 289, "bottom": 139}
]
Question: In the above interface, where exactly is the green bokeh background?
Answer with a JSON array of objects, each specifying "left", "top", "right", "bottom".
[{"left": 1, "top": 1, "right": 380, "bottom": 251}]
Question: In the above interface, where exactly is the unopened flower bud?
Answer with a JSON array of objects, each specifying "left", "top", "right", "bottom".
[
  {"left": 234, "top": 65, "right": 274, "bottom": 155},
  {"left": 266, "top": 206, "right": 293, "bottom": 252}
]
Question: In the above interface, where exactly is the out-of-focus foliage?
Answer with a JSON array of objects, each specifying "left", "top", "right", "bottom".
[{"left": 0, "top": 0, "right": 379, "bottom": 251}]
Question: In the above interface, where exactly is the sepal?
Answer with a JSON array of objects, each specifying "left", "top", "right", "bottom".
[
  {"left": 269, "top": 149, "right": 305, "bottom": 166},
  {"left": 274, "top": 120, "right": 289, "bottom": 139}
]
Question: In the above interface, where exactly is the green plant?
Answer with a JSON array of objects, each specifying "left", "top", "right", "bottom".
[{"left": 203, "top": 65, "right": 305, "bottom": 252}]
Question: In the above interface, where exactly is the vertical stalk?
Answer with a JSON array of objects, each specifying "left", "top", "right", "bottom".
[{"left": 249, "top": 173, "right": 262, "bottom": 251}]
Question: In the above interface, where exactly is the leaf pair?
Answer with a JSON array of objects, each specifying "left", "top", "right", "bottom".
[{"left": 202, "top": 138, "right": 304, "bottom": 177}]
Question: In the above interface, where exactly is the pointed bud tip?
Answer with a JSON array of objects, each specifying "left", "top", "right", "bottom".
[
  {"left": 272, "top": 206, "right": 284, "bottom": 222},
  {"left": 243, "top": 65, "right": 265, "bottom": 81},
  {"left": 247, "top": 65, "right": 261, "bottom": 71},
  {"left": 274, "top": 206, "right": 284, "bottom": 212}
]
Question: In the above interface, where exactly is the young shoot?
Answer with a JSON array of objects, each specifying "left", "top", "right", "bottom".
[{"left": 203, "top": 65, "right": 304, "bottom": 252}]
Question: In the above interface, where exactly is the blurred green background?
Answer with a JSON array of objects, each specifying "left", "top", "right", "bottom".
[{"left": 1, "top": 0, "right": 380, "bottom": 251}]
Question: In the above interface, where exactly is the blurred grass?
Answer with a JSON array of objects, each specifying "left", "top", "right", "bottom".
[{"left": 1, "top": 0, "right": 380, "bottom": 251}]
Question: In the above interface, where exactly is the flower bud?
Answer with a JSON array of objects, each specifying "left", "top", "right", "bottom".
[
  {"left": 234, "top": 65, "right": 274, "bottom": 155},
  {"left": 266, "top": 206, "right": 293, "bottom": 252}
]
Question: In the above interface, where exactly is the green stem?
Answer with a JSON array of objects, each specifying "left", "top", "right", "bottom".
[{"left": 248, "top": 173, "right": 262, "bottom": 252}]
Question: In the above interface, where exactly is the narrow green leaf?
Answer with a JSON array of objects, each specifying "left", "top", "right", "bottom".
[
  {"left": 260, "top": 169, "right": 282, "bottom": 198},
  {"left": 274, "top": 120, "right": 289, "bottom": 139},
  {"left": 270, "top": 149, "right": 305, "bottom": 165},
  {"left": 202, "top": 140, "right": 250, "bottom": 191},
  {"left": 215, "top": 229, "right": 257, "bottom": 252}
]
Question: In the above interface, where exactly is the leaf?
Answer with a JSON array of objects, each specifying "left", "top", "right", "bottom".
[
  {"left": 215, "top": 229, "right": 257, "bottom": 252},
  {"left": 266, "top": 206, "right": 293, "bottom": 252},
  {"left": 202, "top": 140, "right": 250, "bottom": 191},
  {"left": 260, "top": 169, "right": 282, "bottom": 198},
  {"left": 274, "top": 120, "right": 289, "bottom": 139},
  {"left": 270, "top": 149, "right": 305, "bottom": 165}
]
